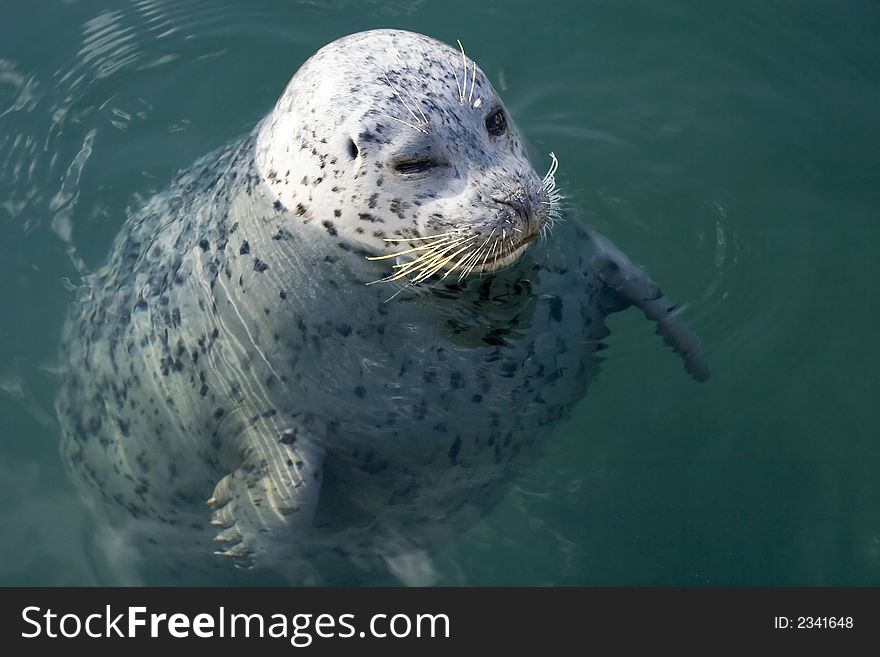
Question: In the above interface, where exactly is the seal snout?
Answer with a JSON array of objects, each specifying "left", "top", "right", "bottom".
[{"left": 489, "top": 179, "right": 549, "bottom": 240}]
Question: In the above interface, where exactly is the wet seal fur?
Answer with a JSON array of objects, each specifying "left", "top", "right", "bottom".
[{"left": 56, "top": 29, "right": 708, "bottom": 584}]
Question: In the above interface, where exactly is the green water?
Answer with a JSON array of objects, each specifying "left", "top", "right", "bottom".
[{"left": 1, "top": 0, "right": 878, "bottom": 585}]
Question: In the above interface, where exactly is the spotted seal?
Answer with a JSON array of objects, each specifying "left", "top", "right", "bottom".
[{"left": 56, "top": 29, "right": 708, "bottom": 583}]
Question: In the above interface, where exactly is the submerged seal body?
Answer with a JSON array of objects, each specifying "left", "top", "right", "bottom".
[{"left": 56, "top": 29, "right": 707, "bottom": 582}]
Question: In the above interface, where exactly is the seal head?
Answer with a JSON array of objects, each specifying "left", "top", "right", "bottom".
[{"left": 256, "top": 29, "right": 554, "bottom": 283}]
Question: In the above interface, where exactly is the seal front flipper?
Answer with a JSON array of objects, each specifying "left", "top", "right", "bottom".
[
  {"left": 208, "top": 420, "right": 325, "bottom": 569},
  {"left": 588, "top": 229, "right": 710, "bottom": 382}
]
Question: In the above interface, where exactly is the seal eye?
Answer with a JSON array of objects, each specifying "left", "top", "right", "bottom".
[
  {"left": 485, "top": 108, "right": 507, "bottom": 136},
  {"left": 394, "top": 158, "right": 434, "bottom": 175}
]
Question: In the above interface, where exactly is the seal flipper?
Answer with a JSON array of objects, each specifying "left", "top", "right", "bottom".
[
  {"left": 588, "top": 229, "right": 710, "bottom": 382},
  {"left": 208, "top": 420, "right": 324, "bottom": 569}
]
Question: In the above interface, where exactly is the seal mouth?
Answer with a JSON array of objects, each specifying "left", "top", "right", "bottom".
[
  {"left": 466, "top": 227, "right": 540, "bottom": 275},
  {"left": 366, "top": 223, "right": 539, "bottom": 287}
]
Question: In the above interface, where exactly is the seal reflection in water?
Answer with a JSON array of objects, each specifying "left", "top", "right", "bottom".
[{"left": 56, "top": 29, "right": 708, "bottom": 584}]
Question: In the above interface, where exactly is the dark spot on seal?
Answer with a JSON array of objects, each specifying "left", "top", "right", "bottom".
[
  {"left": 390, "top": 198, "right": 411, "bottom": 219},
  {"left": 549, "top": 295, "right": 563, "bottom": 322},
  {"left": 448, "top": 435, "right": 462, "bottom": 463}
]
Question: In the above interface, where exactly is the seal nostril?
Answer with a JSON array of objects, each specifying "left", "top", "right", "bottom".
[
  {"left": 492, "top": 196, "right": 528, "bottom": 223},
  {"left": 347, "top": 138, "right": 359, "bottom": 160}
]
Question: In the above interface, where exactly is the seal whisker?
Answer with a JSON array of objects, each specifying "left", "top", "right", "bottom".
[
  {"left": 366, "top": 237, "right": 455, "bottom": 261},
  {"left": 382, "top": 73, "right": 428, "bottom": 130},
  {"left": 542, "top": 151, "right": 559, "bottom": 187},
  {"left": 434, "top": 241, "right": 483, "bottom": 284},
  {"left": 446, "top": 244, "right": 480, "bottom": 282},
  {"left": 369, "top": 252, "right": 447, "bottom": 284},
  {"left": 383, "top": 286, "right": 409, "bottom": 303},
  {"left": 387, "top": 65, "right": 429, "bottom": 126},
  {"left": 412, "top": 236, "right": 479, "bottom": 283},
  {"left": 489, "top": 231, "right": 504, "bottom": 272},
  {"left": 405, "top": 234, "right": 476, "bottom": 277},
  {"left": 539, "top": 152, "right": 564, "bottom": 243},
  {"left": 477, "top": 227, "right": 498, "bottom": 274},
  {"left": 456, "top": 39, "right": 468, "bottom": 105},
  {"left": 457, "top": 249, "right": 479, "bottom": 281},
  {"left": 456, "top": 236, "right": 491, "bottom": 280},
  {"left": 387, "top": 236, "right": 471, "bottom": 283},
  {"left": 381, "top": 277, "right": 425, "bottom": 303},
  {"left": 391, "top": 236, "right": 466, "bottom": 269},
  {"left": 383, "top": 114, "right": 428, "bottom": 134},
  {"left": 382, "top": 230, "right": 463, "bottom": 243},
  {"left": 452, "top": 69, "right": 464, "bottom": 105},
  {"left": 460, "top": 241, "right": 488, "bottom": 279},
  {"left": 467, "top": 249, "right": 486, "bottom": 277},
  {"left": 368, "top": 235, "right": 472, "bottom": 284}
]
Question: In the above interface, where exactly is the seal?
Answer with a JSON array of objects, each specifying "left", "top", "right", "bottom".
[{"left": 56, "top": 29, "right": 708, "bottom": 583}]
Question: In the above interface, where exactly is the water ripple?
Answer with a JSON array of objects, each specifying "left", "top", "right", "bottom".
[{"left": 0, "top": 59, "right": 42, "bottom": 118}]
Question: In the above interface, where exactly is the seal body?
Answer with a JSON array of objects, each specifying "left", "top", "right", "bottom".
[{"left": 56, "top": 30, "right": 706, "bottom": 583}]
